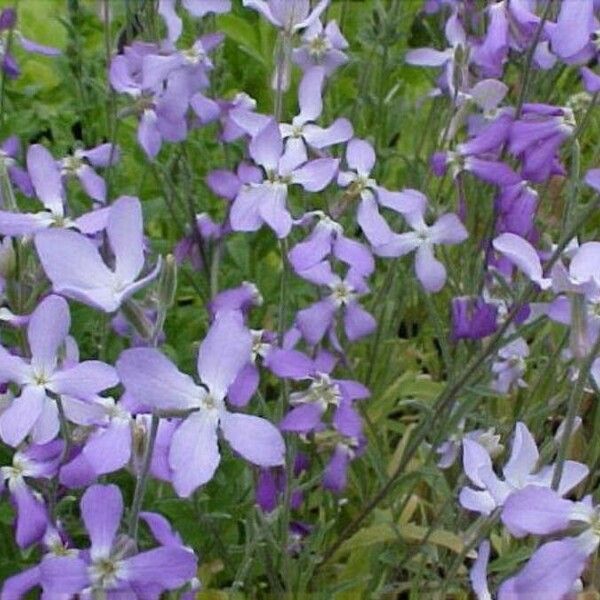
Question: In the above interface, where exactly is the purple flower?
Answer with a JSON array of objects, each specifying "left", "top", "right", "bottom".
[
  {"left": 509, "top": 104, "right": 576, "bottom": 183},
  {"left": 59, "top": 396, "right": 133, "bottom": 488},
  {"left": 374, "top": 198, "right": 468, "bottom": 293},
  {"left": 110, "top": 44, "right": 191, "bottom": 158},
  {"left": 37, "top": 484, "right": 197, "bottom": 596},
  {"left": 1, "top": 441, "right": 63, "bottom": 548},
  {"left": 459, "top": 422, "right": 588, "bottom": 516},
  {"left": 0, "top": 295, "right": 118, "bottom": 447},
  {"left": 230, "top": 119, "right": 338, "bottom": 238},
  {"left": 491, "top": 337, "right": 529, "bottom": 394},
  {"left": 492, "top": 232, "right": 552, "bottom": 290},
  {"left": 243, "top": 0, "right": 329, "bottom": 34},
  {"left": 451, "top": 296, "right": 498, "bottom": 341},
  {"left": 34, "top": 195, "right": 161, "bottom": 313},
  {"left": 0, "top": 144, "right": 109, "bottom": 237},
  {"left": 288, "top": 212, "right": 374, "bottom": 284},
  {"left": 338, "top": 139, "right": 426, "bottom": 245},
  {"left": 405, "top": 10, "right": 468, "bottom": 96},
  {"left": 295, "top": 270, "right": 376, "bottom": 344},
  {"left": 280, "top": 67, "right": 353, "bottom": 155},
  {"left": 499, "top": 485, "right": 600, "bottom": 600},
  {"left": 59, "top": 143, "right": 120, "bottom": 204},
  {"left": 267, "top": 348, "right": 368, "bottom": 491},
  {"left": 292, "top": 19, "right": 348, "bottom": 76},
  {"left": 117, "top": 310, "right": 285, "bottom": 497}
]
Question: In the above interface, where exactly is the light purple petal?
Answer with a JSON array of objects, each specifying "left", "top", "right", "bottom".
[
  {"left": 296, "top": 299, "right": 336, "bottom": 345},
  {"left": 357, "top": 195, "right": 394, "bottom": 246},
  {"left": 34, "top": 228, "right": 116, "bottom": 309},
  {"left": 39, "top": 556, "right": 88, "bottom": 594},
  {"left": 429, "top": 213, "right": 468, "bottom": 245},
  {"left": 292, "top": 158, "right": 338, "bottom": 192},
  {"left": 28, "top": 295, "right": 69, "bottom": 374},
  {"left": 2, "top": 565, "right": 41, "bottom": 599},
  {"left": 169, "top": 411, "right": 221, "bottom": 497},
  {"left": 230, "top": 185, "right": 265, "bottom": 233},
  {"left": 27, "top": 144, "right": 63, "bottom": 214},
  {"left": 117, "top": 348, "right": 200, "bottom": 411},
  {"left": 346, "top": 138, "right": 375, "bottom": 175},
  {"left": 344, "top": 302, "right": 376, "bottom": 341},
  {"left": 502, "top": 422, "right": 539, "bottom": 484},
  {"left": 0, "top": 386, "right": 45, "bottom": 447},
  {"left": 138, "top": 110, "right": 162, "bottom": 159},
  {"left": 77, "top": 165, "right": 106, "bottom": 203},
  {"left": 197, "top": 310, "right": 253, "bottom": 399},
  {"left": 405, "top": 47, "right": 450, "bottom": 66},
  {"left": 227, "top": 363, "right": 260, "bottom": 407},
  {"left": 107, "top": 196, "right": 145, "bottom": 283},
  {"left": 220, "top": 411, "right": 285, "bottom": 466},
  {"left": 0, "top": 344, "right": 29, "bottom": 384},
  {"left": 123, "top": 546, "right": 197, "bottom": 588},
  {"left": 279, "top": 402, "right": 324, "bottom": 432},
  {"left": 470, "top": 541, "right": 491, "bottom": 600},
  {"left": 498, "top": 538, "right": 590, "bottom": 600},
  {"left": 250, "top": 119, "right": 282, "bottom": 171},
  {"left": 493, "top": 233, "right": 551, "bottom": 289},
  {"left": 50, "top": 361, "right": 118, "bottom": 397},
  {"left": 415, "top": 244, "right": 446, "bottom": 292},
  {"left": 303, "top": 118, "right": 353, "bottom": 149},
  {"left": 501, "top": 486, "right": 573, "bottom": 537},
  {"left": 81, "top": 483, "right": 123, "bottom": 559},
  {"left": 83, "top": 420, "right": 131, "bottom": 475},
  {"left": 297, "top": 66, "right": 324, "bottom": 123},
  {"left": 266, "top": 348, "right": 313, "bottom": 379},
  {"left": 12, "top": 481, "right": 48, "bottom": 548},
  {"left": 257, "top": 184, "right": 292, "bottom": 238}
]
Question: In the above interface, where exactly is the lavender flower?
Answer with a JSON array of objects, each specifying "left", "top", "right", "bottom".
[
  {"left": 1, "top": 441, "right": 63, "bottom": 548},
  {"left": 59, "top": 143, "right": 120, "bottom": 204},
  {"left": 34, "top": 195, "right": 161, "bottom": 313},
  {"left": 374, "top": 196, "right": 468, "bottom": 293},
  {"left": 0, "top": 295, "right": 118, "bottom": 447},
  {"left": 230, "top": 119, "right": 338, "bottom": 238},
  {"left": 292, "top": 19, "right": 348, "bottom": 76},
  {"left": 37, "top": 484, "right": 197, "bottom": 596},
  {"left": 459, "top": 422, "right": 588, "bottom": 516},
  {"left": 117, "top": 310, "right": 285, "bottom": 497},
  {"left": 499, "top": 485, "right": 600, "bottom": 600}
]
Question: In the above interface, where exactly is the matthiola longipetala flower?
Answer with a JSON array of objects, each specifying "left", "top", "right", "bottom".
[
  {"left": 1, "top": 440, "right": 63, "bottom": 548},
  {"left": 23, "top": 484, "right": 197, "bottom": 597},
  {"left": 374, "top": 193, "right": 468, "bottom": 293},
  {"left": 0, "top": 144, "right": 109, "bottom": 237},
  {"left": 459, "top": 422, "right": 588, "bottom": 516},
  {"left": 0, "top": 295, "right": 118, "bottom": 447},
  {"left": 59, "top": 143, "right": 120, "bottom": 204},
  {"left": 34, "top": 195, "right": 161, "bottom": 313},
  {"left": 267, "top": 348, "right": 369, "bottom": 492},
  {"left": 118, "top": 309, "right": 285, "bottom": 497},
  {"left": 230, "top": 118, "right": 338, "bottom": 238},
  {"left": 292, "top": 18, "right": 348, "bottom": 76}
]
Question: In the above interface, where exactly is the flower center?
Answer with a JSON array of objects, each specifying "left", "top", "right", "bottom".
[
  {"left": 183, "top": 46, "right": 205, "bottom": 65},
  {"left": 89, "top": 557, "right": 122, "bottom": 588},
  {"left": 330, "top": 282, "right": 354, "bottom": 306},
  {"left": 308, "top": 34, "right": 331, "bottom": 59}
]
